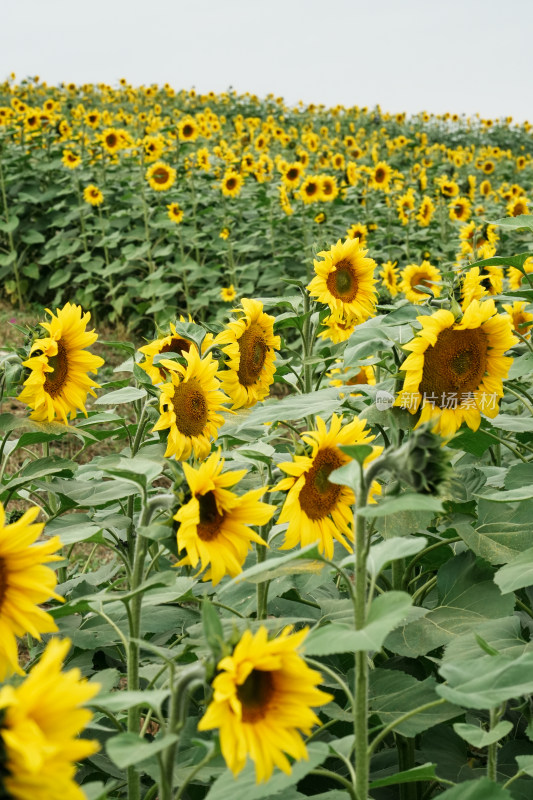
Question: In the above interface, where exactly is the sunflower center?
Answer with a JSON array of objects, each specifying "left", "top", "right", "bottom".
[
  {"left": 347, "top": 368, "right": 369, "bottom": 386},
  {"left": 237, "top": 324, "right": 268, "bottom": 386},
  {"left": 299, "top": 446, "right": 344, "bottom": 520},
  {"left": 410, "top": 272, "right": 432, "bottom": 291},
  {"left": 375, "top": 168, "right": 385, "bottom": 182},
  {"left": 197, "top": 490, "right": 224, "bottom": 541},
  {"left": 327, "top": 260, "right": 359, "bottom": 302},
  {"left": 237, "top": 669, "right": 275, "bottom": 722},
  {"left": 171, "top": 379, "right": 208, "bottom": 437},
  {"left": 419, "top": 327, "right": 488, "bottom": 403},
  {"left": 0, "top": 557, "right": 6, "bottom": 612},
  {"left": 160, "top": 337, "right": 191, "bottom": 356},
  {"left": 153, "top": 168, "right": 169, "bottom": 184},
  {"left": 43, "top": 341, "right": 69, "bottom": 397},
  {"left": 226, "top": 177, "right": 236, "bottom": 190}
]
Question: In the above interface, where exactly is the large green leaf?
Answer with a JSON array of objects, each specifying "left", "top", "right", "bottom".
[
  {"left": 494, "top": 547, "right": 533, "bottom": 593},
  {"left": 386, "top": 553, "right": 515, "bottom": 657},
  {"left": 106, "top": 732, "right": 178, "bottom": 769},
  {"left": 369, "top": 763, "right": 438, "bottom": 790},
  {"left": 455, "top": 520, "right": 533, "bottom": 566},
  {"left": 453, "top": 721, "right": 512, "bottom": 748},
  {"left": 437, "top": 650, "right": 533, "bottom": 709},
  {"left": 443, "top": 617, "right": 533, "bottom": 664},
  {"left": 369, "top": 669, "right": 461, "bottom": 736},
  {"left": 365, "top": 537, "right": 427, "bottom": 577},
  {"left": 437, "top": 778, "right": 513, "bottom": 799},
  {"left": 226, "top": 388, "right": 343, "bottom": 433}
]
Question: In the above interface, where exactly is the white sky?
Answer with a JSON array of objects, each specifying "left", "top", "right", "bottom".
[{"left": 2, "top": 0, "right": 532, "bottom": 121}]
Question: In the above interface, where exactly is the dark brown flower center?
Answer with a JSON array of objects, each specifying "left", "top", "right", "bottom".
[
  {"left": 153, "top": 167, "right": 169, "bottom": 184},
  {"left": 410, "top": 271, "right": 433, "bottom": 292},
  {"left": 299, "top": 446, "right": 344, "bottom": 520},
  {"left": 375, "top": 168, "right": 385, "bottom": 183},
  {"left": 183, "top": 124, "right": 193, "bottom": 137},
  {"left": 171, "top": 378, "right": 208, "bottom": 437},
  {"left": 197, "top": 490, "right": 224, "bottom": 541},
  {"left": 43, "top": 341, "right": 69, "bottom": 397},
  {"left": 106, "top": 133, "right": 117, "bottom": 148},
  {"left": 419, "top": 327, "right": 488, "bottom": 404},
  {"left": 237, "top": 323, "right": 268, "bottom": 386},
  {"left": 237, "top": 669, "right": 275, "bottom": 722},
  {"left": 326, "top": 259, "right": 359, "bottom": 302},
  {"left": 226, "top": 177, "right": 236, "bottom": 191}
]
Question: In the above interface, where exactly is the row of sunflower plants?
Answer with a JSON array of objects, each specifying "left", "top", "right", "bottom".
[
  {"left": 1, "top": 79, "right": 533, "bottom": 332},
  {"left": 1, "top": 224, "right": 533, "bottom": 800}
]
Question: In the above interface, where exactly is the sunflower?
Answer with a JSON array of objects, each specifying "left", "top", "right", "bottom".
[
  {"left": 61, "top": 149, "right": 80, "bottom": 169},
  {"left": 84, "top": 109, "right": 100, "bottom": 128},
  {"left": 370, "top": 161, "right": 393, "bottom": 191},
  {"left": 215, "top": 299, "right": 280, "bottom": 409},
  {"left": 138, "top": 321, "right": 214, "bottom": 385},
  {"left": 507, "top": 196, "right": 529, "bottom": 217},
  {"left": 396, "top": 189, "right": 415, "bottom": 225},
  {"left": 177, "top": 116, "right": 199, "bottom": 142},
  {"left": 146, "top": 161, "right": 177, "bottom": 191},
  {"left": 379, "top": 260, "right": 399, "bottom": 296},
  {"left": 502, "top": 301, "right": 533, "bottom": 339},
  {"left": 219, "top": 227, "right": 230, "bottom": 240},
  {"left": 416, "top": 196, "right": 435, "bottom": 226},
  {"left": 281, "top": 162, "right": 303, "bottom": 188},
  {"left": 397, "top": 300, "right": 517, "bottom": 437},
  {"left": 479, "top": 179, "right": 492, "bottom": 197},
  {"left": 449, "top": 196, "right": 471, "bottom": 222},
  {"left": 346, "top": 222, "right": 368, "bottom": 245},
  {"left": 436, "top": 177, "right": 459, "bottom": 197},
  {"left": 0, "top": 637, "right": 99, "bottom": 800},
  {"left": 152, "top": 347, "right": 227, "bottom": 461},
  {"left": 314, "top": 211, "right": 326, "bottom": 224},
  {"left": 316, "top": 312, "right": 357, "bottom": 344},
  {"left": 328, "top": 363, "right": 376, "bottom": 396},
  {"left": 217, "top": 166, "right": 242, "bottom": 197},
  {"left": 508, "top": 258, "right": 533, "bottom": 290},
  {"left": 318, "top": 175, "right": 338, "bottom": 201},
  {"left": 220, "top": 285, "right": 236, "bottom": 302},
  {"left": 82, "top": 185, "right": 104, "bottom": 206},
  {"left": 275, "top": 414, "right": 382, "bottom": 559},
  {"left": 19, "top": 302, "right": 104, "bottom": 423},
  {"left": 399, "top": 261, "right": 442, "bottom": 304},
  {"left": 167, "top": 202, "right": 184, "bottom": 223},
  {"left": 299, "top": 176, "right": 321, "bottom": 204},
  {"left": 174, "top": 451, "right": 273, "bottom": 585},
  {"left": 198, "top": 626, "right": 332, "bottom": 782},
  {"left": 0, "top": 502, "right": 62, "bottom": 680},
  {"left": 100, "top": 127, "right": 121, "bottom": 154},
  {"left": 461, "top": 266, "right": 503, "bottom": 309},
  {"left": 307, "top": 237, "right": 377, "bottom": 322}
]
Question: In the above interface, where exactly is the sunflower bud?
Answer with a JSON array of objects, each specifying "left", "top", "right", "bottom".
[{"left": 368, "top": 424, "right": 451, "bottom": 495}]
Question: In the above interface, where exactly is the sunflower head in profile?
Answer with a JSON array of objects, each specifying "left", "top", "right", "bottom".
[
  {"left": 379, "top": 260, "right": 399, "bottom": 297},
  {"left": 508, "top": 258, "right": 533, "bottom": 290},
  {"left": 328, "top": 363, "right": 376, "bottom": 398},
  {"left": 146, "top": 161, "right": 177, "bottom": 191},
  {"left": 396, "top": 300, "right": 517, "bottom": 437},
  {"left": 19, "top": 302, "right": 104, "bottom": 423},
  {"left": 307, "top": 237, "right": 377, "bottom": 322},
  {"left": 215, "top": 299, "right": 280, "bottom": 409},
  {"left": 152, "top": 347, "right": 228, "bottom": 461},
  {"left": 0, "top": 637, "right": 99, "bottom": 800},
  {"left": 221, "top": 169, "right": 243, "bottom": 198},
  {"left": 416, "top": 196, "right": 435, "bottom": 227},
  {"left": 461, "top": 266, "right": 503, "bottom": 309},
  {"left": 275, "top": 414, "right": 382, "bottom": 559},
  {"left": 167, "top": 202, "right": 183, "bottom": 224},
  {"left": 174, "top": 451, "right": 273, "bottom": 585},
  {"left": 197, "top": 626, "right": 333, "bottom": 782},
  {"left": 0, "top": 502, "right": 62, "bottom": 680},
  {"left": 502, "top": 301, "right": 533, "bottom": 340},
  {"left": 316, "top": 311, "right": 358, "bottom": 344},
  {"left": 399, "top": 261, "right": 442, "bottom": 305}
]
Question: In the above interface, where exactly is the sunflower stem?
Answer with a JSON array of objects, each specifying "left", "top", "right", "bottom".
[
  {"left": 177, "top": 228, "right": 190, "bottom": 315},
  {"left": 74, "top": 175, "right": 89, "bottom": 253},
  {"left": 0, "top": 142, "right": 22, "bottom": 309},
  {"left": 353, "top": 461, "right": 369, "bottom": 800}
]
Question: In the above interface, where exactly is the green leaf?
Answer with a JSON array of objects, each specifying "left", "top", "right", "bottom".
[
  {"left": 365, "top": 536, "right": 427, "bottom": 578},
  {"left": 370, "top": 669, "right": 461, "bottom": 736},
  {"left": 219, "top": 542, "right": 323, "bottom": 592},
  {"left": 227, "top": 388, "right": 343, "bottom": 432},
  {"left": 437, "top": 651, "right": 533, "bottom": 709},
  {"left": 106, "top": 732, "right": 178, "bottom": 769},
  {"left": 338, "top": 443, "right": 373, "bottom": 464},
  {"left": 437, "top": 778, "right": 513, "bottom": 799},
  {"left": 304, "top": 592, "right": 416, "bottom": 655},
  {"left": 98, "top": 454, "right": 164, "bottom": 494},
  {"left": 493, "top": 415, "right": 533, "bottom": 433},
  {"left": 453, "top": 721, "right": 512, "bottom": 748},
  {"left": 95, "top": 387, "right": 147, "bottom": 405},
  {"left": 494, "top": 546, "right": 533, "bottom": 593},
  {"left": 455, "top": 520, "right": 533, "bottom": 566},
  {"left": 205, "top": 742, "right": 328, "bottom": 800},
  {"left": 369, "top": 763, "right": 438, "bottom": 789},
  {"left": 357, "top": 494, "right": 444, "bottom": 519},
  {"left": 487, "top": 216, "right": 533, "bottom": 232},
  {"left": 443, "top": 618, "right": 533, "bottom": 664},
  {"left": 0, "top": 215, "right": 19, "bottom": 233},
  {"left": 476, "top": 486, "right": 533, "bottom": 503},
  {"left": 45, "top": 513, "right": 103, "bottom": 545},
  {"left": 202, "top": 596, "right": 224, "bottom": 656},
  {"left": 386, "top": 553, "right": 515, "bottom": 657},
  {"left": 515, "top": 755, "right": 533, "bottom": 777},
  {"left": 94, "top": 690, "right": 170, "bottom": 714}
]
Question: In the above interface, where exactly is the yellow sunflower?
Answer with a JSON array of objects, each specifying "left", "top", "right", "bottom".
[
  {"left": 0, "top": 502, "right": 62, "bottom": 680},
  {"left": 507, "top": 196, "right": 529, "bottom": 217},
  {"left": 502, "top": 301, "right": 533, "bottom": 339},
  {"left": 0, "top": 637, "right": 99, "bottom": 800},
  {"left": 220, "top": 285, "right": 236, "bottom": 302},
  {"left": 282, "top": 162, "right": 303, "bottom": 188},
  {"left": 436, "top": 177, "right": 459, "bottom": 197},
  {"left": 461, "top": 266, "right": 503, "bottom": 309},
  {"left": 318, "top": 174, "right": 338, "bottom": 202},
  {"left": 61, "top": 149, "right": 80, "bottom": 169},
  {"left": 508, "top": 258, "right": 533, "bottom": 290},
  {"left": 299, "top": 176, "right": 321, "bottom": 204},
  {"left": 19, "top": 302, "right": 104, "bottom": 423},
  {"left": 100, "top": 127, "right": 121, "bottom": 154},
  {"left": 146, "top": 161, "right": 177, "bottom": 191},
  {"left": 449, "top": 196, "right": 471, "bottom": 222},
  {"left": 197, "top": 626, "right": 332, "bottom": 782},
  {"left": 221, "top": 169, "right": 243, "bottom": 198},
  {"left": 316, "top": 312, "right": 358, "bottom": 344},
  {"left": 328, "top": 363, "right": 376, "bottom": 397},
  {"left": 177, "top": 116, "right": 199, "bottom": 142},
  {"left": 275, "top": 414, "right": 382, "bottom": 559},
  {"left": 397, "top": 300, "right": 517, "bottom": 437},
  {"left": 307, "top": 237, "right": 377, "bottom": 322},
  {"left": 215, "top": 298, "right": 280, "bottom": 409},
  {"left": 370, "top": 161, "right": 393, "bottom": 191},
  {"left": 346, "top": 222, "right": 368, "bottom": 245},
  {"left": 152, "top": 348, "right": 228, "bottom": 461},
  {"left": 167, "top": 202, "right": 184, "bottom": 224},
  {"left": 399, "top": 261, "right": 442, "bottom": 304},
  {"left": 174, "top": 451, "right": 273, "bottom": 585},
  {"left": 82, "top": 185, "right": 104, "bottom": 207},
  {"left": 379, "top": 260, "right": 399, "bottom": 297},
  {"left": 416, "top": 196, "right": 435, "bottom": 227},
  {"left": 138, "top": 321, "right": 214, "bottom": 385}
]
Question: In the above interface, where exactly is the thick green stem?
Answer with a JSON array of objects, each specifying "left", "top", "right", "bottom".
[
  {"left": 396, "top": 734, "right": 417, "bottom": 800},
  {"left": 487, "top": 706, "right": 501, "bottom": 782},
  {"left": 354, "top": 465, "right": 369, "bottom": 800},
  {"left": 256, "top": 542, "right": 268, "bottom": 620}
]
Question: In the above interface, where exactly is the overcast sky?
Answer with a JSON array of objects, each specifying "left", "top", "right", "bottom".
[{"left": 2, "top": 0, "right": 532, "bottom": 121}]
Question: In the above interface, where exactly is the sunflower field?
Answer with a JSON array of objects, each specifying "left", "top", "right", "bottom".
[{"left": 2, "top": 76, "right": 533, "bottom": 800}]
